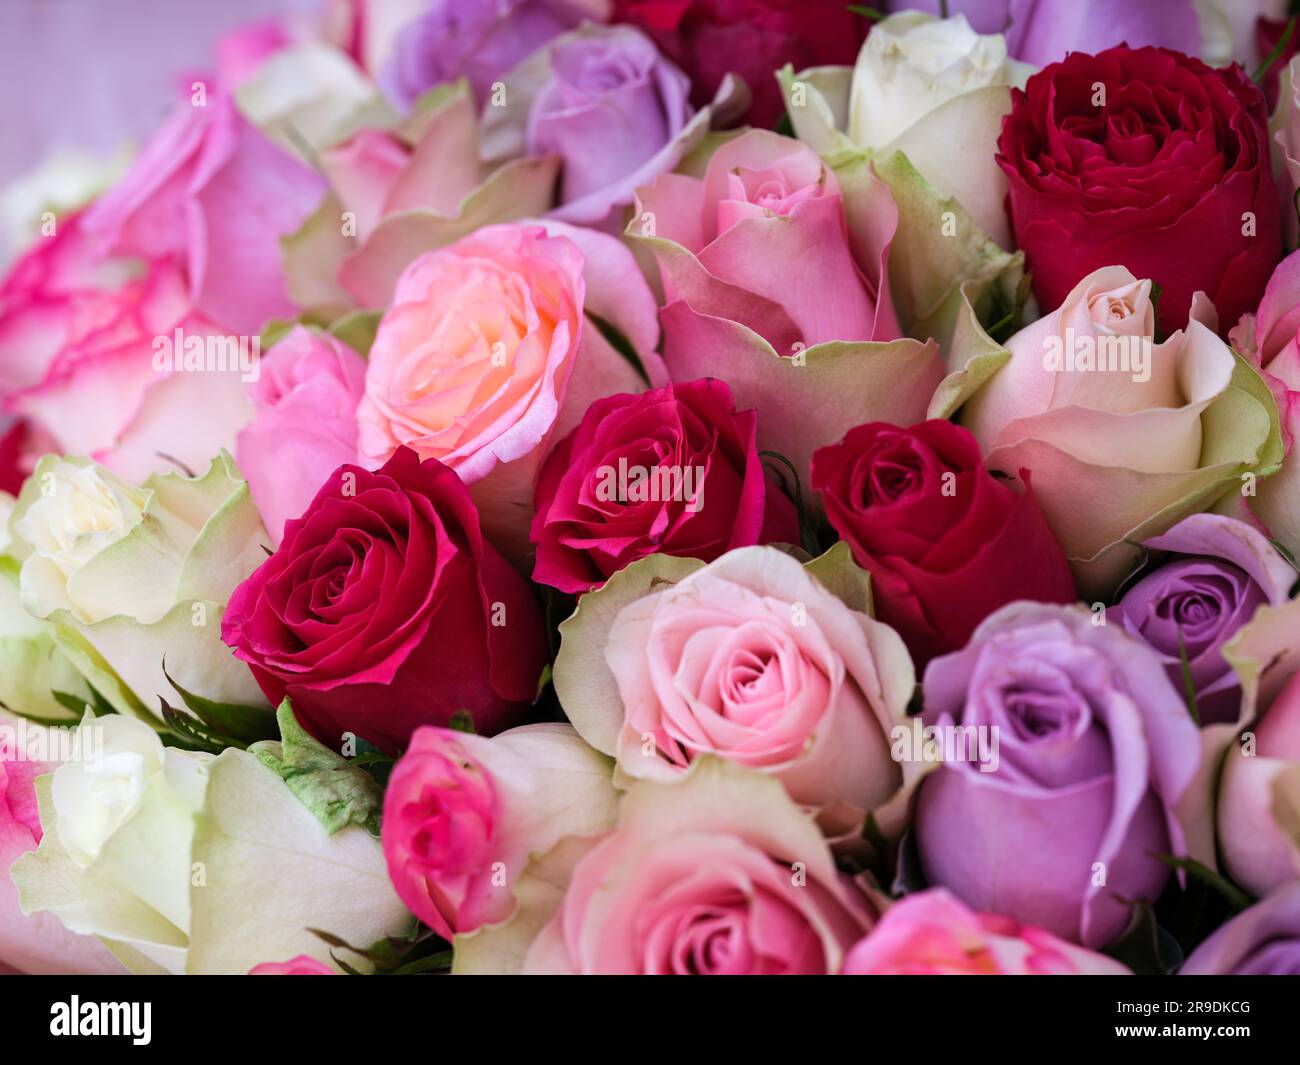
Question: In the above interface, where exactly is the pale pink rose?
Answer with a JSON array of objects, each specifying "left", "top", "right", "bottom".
[
  {"left": 453, "top": 760, "right": 879, "bottom": 975},
  {"left": 960, "top": 266, "right": 1273, "bottom": 596},
  {"left": 1219, "top": 667, "right": 1300, "bottom": 896},
  {"left": 356, "top": 220, "right": 662, "bottom": 556},
  {"left": 80, "top": 90, "right": 326, "bottom": 337},
  {"left": 1, "top": 213, "right": 253, "bottom": 483},
  {"left": 629, "top": 129, "right": 942, "bottom": 487},
  {"left": 0, "top": 711, "right": 125, "bottom": 975},
  {"left": 236, "top": 326, "right": 366, "bottom": 544},
  {"left": 842, "top": 889, "right": 1131, "bottom": 975},
  {"left": 248, "top": 955, "right": 337, "bottom": 975},
  {"left": 554, "top": 546, "right": 918, "bottom": 829},
  {"left": 382, "top": 723, "right": 618, "bottom": 941}
]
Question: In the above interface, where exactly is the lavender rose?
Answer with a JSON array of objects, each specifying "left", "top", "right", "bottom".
[
  {"left": 1112, "top": 514, "right": 1296, "bottom": 726},
  {"left": 380, "top": 0, "right": 610, "bottom": 109},
  {"left": 915, "top": 602, "right": 1202, "bottom": 948},
  {"left": 1181, "top": 883, "right": 1300, "bottom": 975}
]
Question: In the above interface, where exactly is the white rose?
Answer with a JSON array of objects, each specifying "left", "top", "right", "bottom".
[
  {"left": 14, "top": 713, "right": 411, "bottom": 973},
  {"left": 6, "top": 453, "right": 270, "bottom": 722},
  {"left": 782, "top": 12, "right": 1032, "bottom": 249}
]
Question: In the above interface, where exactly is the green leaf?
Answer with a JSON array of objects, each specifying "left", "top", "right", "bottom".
[
  {"left": 586, "top": 311, "right": 650, "bottom": 384},
  {"left": 162, "top": 659, "right": 278, "bottom": 745},
  {"left": 1103, "top": 901, "right": 1183, "bottom": 975},
  {"left": 1152, "top": 854, "right": 1252, "bottom": 913},
  {"left": 448, "top": 709, "right": 476, "bottom": 735},
  {"left": 250, "top": 699, "right": 384, "bottom": 836},
  {"left": 1176, "top": 632, "right": 1201, "bottom": 728}
]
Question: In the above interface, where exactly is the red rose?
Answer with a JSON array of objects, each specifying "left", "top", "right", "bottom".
[
  {"left": 997, "top": 45, "right": 1282, "bottom": 336},
  {"left": 612, "top": 0, "right": 868, "bottom": 127},
  {"left": 810, "top": 420, "right": 1075, "bottom": 664},
  {"left": 530, "top": 378, "right": 799, "bottom": 593},
  {"left": 222, "top": 447, "right": 546, "bottom": 753}
]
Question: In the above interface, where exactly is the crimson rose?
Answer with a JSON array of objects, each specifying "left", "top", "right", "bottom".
[
  {"left": 530, "top": 378, "right": 799, "bottom": 593},
  {"left": 997, "top": 45, "right": 1281, "bottom": 336},
  {"left": 811, "top": 420, "right": 1075, "bottom": 664},
  {"left": 612, "top": 0, "right": 868, "bottom": 127},
  {"left": 222, "top": 447, "right": 546, "bottom": 753}
]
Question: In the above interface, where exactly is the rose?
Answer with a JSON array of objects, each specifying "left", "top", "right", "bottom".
[
  {"left": 530, "top": 378, "right": 800, "bottom": 593},
  {"left": 885, "top": 1, "right": 1206, "bottom": 68},
  {"left": 553, "top": 545, "right": 919, "bottom": 827},
  {"left": 81, "top": 91, "right": 326, "bottom": 337},
  {"left": 294, "top": 81, "right": 562, "bottom": 315},
  {"left": 630, "top": 129, "right": 943, "bottom": 487},
  {"left": 781, "top": 12, "right": 1031, "bottom": 248},
  {"left": 481, "top": 23, "right": 746, "bottom": 226},
  {"left": 0, "top": 214, "right": 253, "bottom": 483},
  {"left": 1218, "top": 668, "right": 1300, "bottom": 896},
  {"left": 956, "top": 266, "right": 1281, "bottom": 597},
  {"left": 355, "top": 220, "right": 662, "bottom": 555},
  {"left": 613, "top": 0, "right": 868, "bottom": 128},
  {"left": 249, "top": 955, "right": 336, "bottom": 975},
  {"left": 5, "top": 453, "right": 271, "bottom": 722},
  {"left": 234, "top": 42, "right": 395, "bottom": 156},
  {"left": 1112, "top": 514, "right": 1296, "bottom": 726},
  {"left": 1228, "top": 248, "right": 1300, "bottom": 558},
  {"left": 235, "top": 326, "right": 367, "bottom": 545},
  {"left": 453, "top": 759, "right": 879, "bottom": 975},
  {"left": 380, "top": 0, "right": 609, "bottom": 108},
  {"left": 0, "top": 144, "right": 129, "bottom": 261},
  {"left": 914, "top": 602, "right": 1202, "bottom": 947},
  {"left": 811, "top": 419, "right": 1075, "bottom": 666},
  {"left": 383, "top": 722, "right": 619, "bottom": 940},
  {"left": 0, "top": 711, "right": 124, "bottom": 974},
  {"left": 222, "top": 447, "right": 547, "bottom": 754},
  {"left": 1181, "top": 883, "right": 1300, "bottom": 974},
  {"left": 13, "top": 713, "right": 411, "bottom": 973},
  {"left": 842, "top": 888, "right": 1130, "bottom": 975},
  {"left": 997, "top": 45, "right": 1281, "bottom": 336}
]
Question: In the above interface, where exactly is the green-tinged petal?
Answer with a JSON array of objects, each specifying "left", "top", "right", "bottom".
[{"left": 186, "top": 748, "right": 412, "bottom": 974}]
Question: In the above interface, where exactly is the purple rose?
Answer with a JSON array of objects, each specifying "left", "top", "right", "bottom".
[
  {"left": 1181, "top": 883, "right": 1300, "bottom": 975},
  {"left": 381, "top": 0, "right": 609, "bottom": 109},
  {"left": 915, "top": 602, "right": 1202, "bottom": 948},
  {"left": 885, "top": 0, "right": 1202, "bottom": 67},
  {"left": 1112, "top": 514, "right": 1297, "bottom": 726}
]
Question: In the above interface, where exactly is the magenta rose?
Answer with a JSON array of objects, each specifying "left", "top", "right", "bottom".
[
  {"left": 382, "top": 723, "right": 617, "bottom": 940},
  {"left": 530, "top": 378, "right": 799, "bottom": 593},
  {"left": 997, "top": 45, "right": 1281, "bottom": 336},
  {"left": 1112, "top": 514, "right": 1296, "bottom": 726},
  {"left": 236, "top": 326, "right": 367, "bottom": 546},
  {"left": 842, "top": 889, "right": 1130, "bottom": 975},
  {"left": 248, "top": 955, "right": 336, "bottom": 975},
  {"left": 811, "top": 420, "right": 1076, "bottom": 665},
  {"left": 915, "top": 602, "right": 1202, "bottom": 948},
  {"left": 221, "top": 447, "right": 547, "bottom": 754}
]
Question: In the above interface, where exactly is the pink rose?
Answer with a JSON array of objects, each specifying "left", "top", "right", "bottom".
[
  {"left": 0, "top": 213, "right": 252, "bottom": 482},
  {"left": 842, "top": 889, "right": 1130, "bottom": 975},
  {"left": 630, "top": 129, "right": 942, "bottom": 485},
  {"left": 356, "top": 220, "right": 663, "bottom": 556},
  {"left": 957, "top": 266, "right": 1279, "bottom": 596},
  {"left": 453, "top": 760, "right": 880, "bottom": 975},
  {"left": 236, "top": 326, "right": 367, "bottom": 545},
  {"left": 81, "top": 91, "right": 326, "bottom": 337},
  {"left": 1219, "top": 667, "right": 1300, "bottom": 896},
  {"left": 0, "top": 712, "right": 125, "bottom": 974},
  {"left": 383, "top": 723, "right": 618, "bottom": 941},
  {"left": 553, "top": 546, "right": 919, "bottom": 827},
  {"left": 248, "top": 955, "right": 336, "bottom": 975}
]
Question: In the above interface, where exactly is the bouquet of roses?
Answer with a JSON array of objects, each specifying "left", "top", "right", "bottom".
[{"left": 3, "top": 0, "right": 1300, "bottom": 978}]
